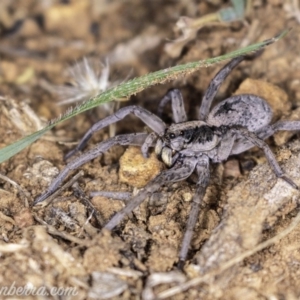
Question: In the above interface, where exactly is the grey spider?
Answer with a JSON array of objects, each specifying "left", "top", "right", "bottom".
[{"left": 35, "top": 54, "right": 300, "bottom": 266}]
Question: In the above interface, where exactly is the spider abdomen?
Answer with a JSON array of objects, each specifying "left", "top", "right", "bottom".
[{"left": 207, "top": 94, "right": 272, "bottom": 132}]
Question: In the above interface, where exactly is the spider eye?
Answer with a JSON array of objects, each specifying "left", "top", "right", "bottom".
[
  {"left": 169, "top": 133, "right": 176, "bottom": 139},
  {"left": 180, "top": 131, "right": 184, "bottom": 136}
]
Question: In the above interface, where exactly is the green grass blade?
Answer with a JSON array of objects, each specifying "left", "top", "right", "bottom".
[{"left": 0, "top": 30, "right": 289, "bottom": 164}]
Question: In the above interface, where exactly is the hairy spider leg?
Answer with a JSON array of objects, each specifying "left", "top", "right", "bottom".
[
  {"left": 231, "top": 127, "right": 298, "bottom": 189},
  {"left": 90, "top": 191, "right": 132, "bottom": 200},
  {"left": 105, "top": 156, "right": 198, "bottom": 230},
  {"left": 65, "top": 105, "right": 166, "bottom": 160},
  {"left": 141, "top": 132, "right": 157, "bottom": 158},
  {"left": 34, "top": 133, "right": 149, "bottom": 204},
  {"left": 157, "top": 89, "right": 188, "bottom": 123},
  {"left": 199, "top": 56, "right": 245, "bottom": 121},
  {"left": 212, "top": 130, "right": 237, "bottom": 163},
  {"left": 178, "top": 156, "right": 210, "bottom": 267},
  {"left": 260, "top": 120, "right": 300, "bottom": 140},
  {"left": 231, "top": 121, "right": 300, "bottom": 155}
]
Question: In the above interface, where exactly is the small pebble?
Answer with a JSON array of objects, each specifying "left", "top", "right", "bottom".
[{"left": 119, "top": 147, "right": 163, "bottom": 188}]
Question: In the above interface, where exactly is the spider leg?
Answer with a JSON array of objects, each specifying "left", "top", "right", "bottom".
[
  {"left": 104, "top": 156, "right": 198, "bottom": 230},
  {"left": 232, "top": 127, "right": 298, "bottom": 189},
  {"left": 90, "top": 191, "right": 167, "bottom": 208},
  {"left": 231, "top": 121, "right": 300, "bottom": 155},
  {"left": 65, "top": 105, "right": 166, "bottom": 160},
  {"left": 90, "top": 191, "right": 132, "bottom": 201},
  {"left": 230, "top": 137, "right": 255, "bottom": 155},
  {"left": 34, "top": 133, "right": 148, "bottom": 205},
  {"left": 178, "top": 156, "right": 210, "bottom": 267},
  {"left": 199, "top": 56, "right": 245, "bottom": 121},
  {"left": 259, "top": 120, "right": 300, "bottom": 139},
  {"left": 157, "top": 89, "right": 187, "bottom": 123},
  {"left": 211, "top": 130, "right": 237, "bottom": 163},
  {"left": 141, "top": 132, "right": 157, "bottom": 158}
]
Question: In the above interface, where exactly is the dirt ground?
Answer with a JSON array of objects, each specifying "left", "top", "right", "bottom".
[{"left": 1, "top": 0, "right": 300, "bottom": 299}]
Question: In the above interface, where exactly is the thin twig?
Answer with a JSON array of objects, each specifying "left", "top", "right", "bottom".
[
  {"left": 0, "top": 243, "right": 28, "bottom": 252},
  {"left": 34, "top": 214, "right": 91, "bottom": 246},
  {"left": 107, "top": 267, "right": 143, "bottom": 279},
  {"left": 0, "top": 211, "right": 16, "bottom": 225},
  {"left": 72, "top": 182, "right": 105, "bottom": 226},
  {"left": 34, "top": 170, "right": 84, "bottom": 207},
  {"left": 0, "top": 173, "right": 31, "bottom": 199}
]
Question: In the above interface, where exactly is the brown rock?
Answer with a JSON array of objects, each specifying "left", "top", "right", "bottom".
[
  {"left": 119, "top": 147, "right": 163, "bottom": 188},
  {"left": 44, "top": 2, "right": 90, "bottom": 38},
  {"left": 17, "top": 18, "right": 41, "bottom": 38}
]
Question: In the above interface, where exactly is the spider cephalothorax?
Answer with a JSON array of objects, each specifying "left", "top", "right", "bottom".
[
  {"left": 156, "top": 122, "right": 220, "bottom": 167},
  {"left": 165, "top": 122, "right": 218, "bottom": 150},
  {"left": 35, "top": 50, "right": 300, "bottom": 266}
]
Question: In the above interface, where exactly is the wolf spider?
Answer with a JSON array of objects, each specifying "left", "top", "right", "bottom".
[{"left": 35, "top": 54, "right": 300, "bottom": 266}]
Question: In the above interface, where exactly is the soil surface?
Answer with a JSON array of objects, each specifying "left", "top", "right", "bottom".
[{"left": 1, "top": 1, "right": 300, "bottom": 299}]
